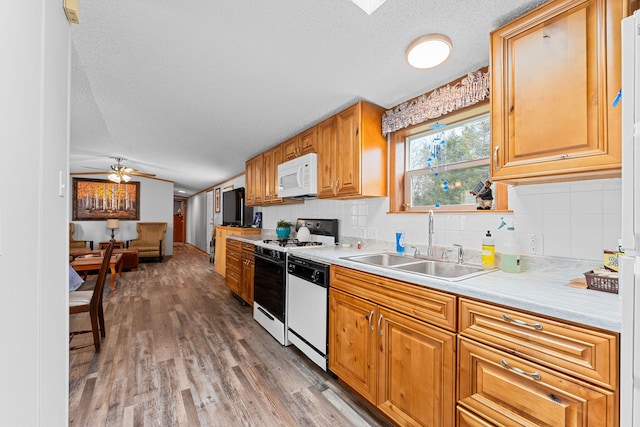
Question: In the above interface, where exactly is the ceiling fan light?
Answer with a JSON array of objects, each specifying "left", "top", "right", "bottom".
[
  {"left": 406, "top": 34, "right": 452, "bottom": 69},
  {"left": 122, "top": 174, "right": 131, "bottom": 183},
  {"left": 108, "top": 173, "right": 121, "bottom": 183}
]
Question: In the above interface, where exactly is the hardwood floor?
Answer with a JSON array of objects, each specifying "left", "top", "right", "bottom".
[{"left": 69, "top": 244, "right": 391, "bottom": 426}]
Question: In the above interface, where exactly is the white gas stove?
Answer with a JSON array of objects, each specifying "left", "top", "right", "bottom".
[{"left": 252, "top": 218, "right": 338, "bottom": 347}]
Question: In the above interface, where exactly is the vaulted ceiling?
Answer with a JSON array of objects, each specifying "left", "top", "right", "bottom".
[{"left": 70, "top": 0, "right": 546, "bottom": 196}]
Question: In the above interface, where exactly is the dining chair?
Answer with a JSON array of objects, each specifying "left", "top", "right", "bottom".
[{"left": 69, "top": 241, "right": 114, "bottom": 352}]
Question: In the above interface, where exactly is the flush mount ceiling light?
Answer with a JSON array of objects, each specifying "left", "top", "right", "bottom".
[
  {"left": 349, "top": 0, "right": 387, "bottom": 15},
  {"left": 406, "top": 34, "right": 452, "bottom": 69}
]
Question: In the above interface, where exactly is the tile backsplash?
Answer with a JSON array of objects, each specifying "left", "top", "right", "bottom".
[{"left": 262, "top": 178, "right": 621, "bottom": 262}]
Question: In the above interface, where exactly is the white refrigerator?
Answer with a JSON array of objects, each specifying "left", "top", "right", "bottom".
[{"left": 621, "top": 9, "right": 640, "bottom": 427}]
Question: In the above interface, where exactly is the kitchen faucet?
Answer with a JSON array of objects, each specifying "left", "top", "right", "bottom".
[{"left": 427, "top": 210, "right": 434, "bottom": 257}]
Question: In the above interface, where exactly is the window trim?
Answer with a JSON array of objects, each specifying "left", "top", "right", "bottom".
[{"left": 389, "top": 101, "right": 509, "bottom": 213}]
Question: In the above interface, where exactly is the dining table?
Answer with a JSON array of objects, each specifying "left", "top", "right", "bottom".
[{"left": 70, "top": 253, "right": 123, "bottom": 291}]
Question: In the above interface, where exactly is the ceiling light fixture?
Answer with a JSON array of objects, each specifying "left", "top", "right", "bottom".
[
  {"left": 406, "top": 34, "right": 452, "bottom": 69},
  {"left": 108, "top": 157, "right": 133, "bottom": 183}
]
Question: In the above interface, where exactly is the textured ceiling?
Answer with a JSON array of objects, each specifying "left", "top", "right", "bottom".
[{"left": 70, "top": 0, "right": 547, "bottom": 196}]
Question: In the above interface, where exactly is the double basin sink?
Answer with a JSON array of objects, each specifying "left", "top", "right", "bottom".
[{"left": 341, "top": 252, "right": 496, "bottom": 282}]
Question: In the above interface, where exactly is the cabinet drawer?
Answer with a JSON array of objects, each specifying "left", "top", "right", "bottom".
[
  {"left": 456, "top": 406, "right": 495, "bottom": 427},
  {"left": 227, "top": 239, "right": 242, "bottom": 251},
  {"left": 331, "top": 266, "right": 456, "bottom": 331},
  {"left": 458, "top": 337, "right": 616, "bottom": 427},
  {"left": 459, "top": 298, "right": 617, "bottom": 389}
]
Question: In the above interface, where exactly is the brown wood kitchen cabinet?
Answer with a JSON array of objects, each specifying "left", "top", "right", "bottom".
[
  {"left": 490, "top": 0, "right": 628, "bottom": 183},
  {"left": 329, "top": 266, "right": 457, "bottom": 426},
  {"left": 245, "top": 153, "right": 263, "bottom": 206},
  {"left": 283, "top": 126, "right": 317, "bottom": 160},
  {"left": 457, "top": 298, "right": 618, "bottom": 426},
  {"left": 263, "top": 144, "right": 282, "bottom": 205},
  {"left": 225, "top": 240, "right": 256, "bottom": 305},
  {"left": 214, "top": 227, "right": 261, "bottom": 277},
  {"left": 318, "top": 101, "right": 387, "bottom": 198},
  {"left": 225, "top": 239, "right": 242, "bottom": 296},
  {"left": 240, "top": 242, "right": 255, "bottom": 305}
]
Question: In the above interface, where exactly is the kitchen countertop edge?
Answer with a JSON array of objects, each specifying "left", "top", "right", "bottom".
[{"left": 227, "top": 236, "right": 621, "bottom": 332}]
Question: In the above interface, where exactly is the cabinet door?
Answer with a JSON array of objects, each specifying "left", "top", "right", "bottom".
[
  {"left": 335, "top": 103, "right": 360, "bottom": 196},
  {"left": 263, "top": 145, "right": 282, "bottom": 204},
  {"left": 225, "top": 241, "right": 242, "bottom": 295},
  {"left": 299, "top": 126, "right": 317, "bottom": 155},
  {"left": 328, "top": 288, "right": 377, "bottom": 404},
  {"left": 282, "top": 136, "right": 299, "bottom": 161},
  {"left": 458, "top": 337, "right": 616, "bottom": 427},
  {"left": 245, "top": 154, "right": 264, "bottom": 206},
  {"left": 317, "top": 116, "right": 337, "bottom": 198},
  {"left": 241, "top": 243, "right": 254, "bottom": 305},
  {"left": 491, "top": 0, "right": 623, "bottom": 181},
  {"left": 377, "top": 307, "right": 456, "bottom": 427}
]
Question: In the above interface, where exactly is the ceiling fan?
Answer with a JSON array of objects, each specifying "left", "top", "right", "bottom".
[{"left": 107, "top": 157, "right": 156, "bottom": 183}]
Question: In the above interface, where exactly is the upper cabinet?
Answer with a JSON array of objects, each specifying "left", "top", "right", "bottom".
[
  {"left": 245, "top": 153, "right": 263, "bottom": 207},
  {"left": 490, "top": 0, "right": 628, "bottom": 183},
  {"left": 283, "top": 126, "right": 317, "bottom": 161},
  {"left": 263, "top": 144, "right": 284, "bottom": 204},
  {"left": 318, "top": 101, "right": 388, "bottom": 198}
]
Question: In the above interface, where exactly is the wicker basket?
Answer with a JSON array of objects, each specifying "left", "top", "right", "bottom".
[{"left": 584, "top": 271, "right": 619, "bottom": 294}]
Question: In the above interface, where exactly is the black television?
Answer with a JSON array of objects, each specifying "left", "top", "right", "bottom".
[{"left": 222, "top": 187, "right": 253, "bottom": 227}]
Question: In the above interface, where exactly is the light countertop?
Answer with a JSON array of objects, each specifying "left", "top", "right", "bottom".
[{"left": 228, "top": 235, "right": 621, "bottom": 332}]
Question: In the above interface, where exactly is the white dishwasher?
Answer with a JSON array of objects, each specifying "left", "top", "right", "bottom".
[{"left": 286, "top": 255, "right": 329, "bottom": 371}]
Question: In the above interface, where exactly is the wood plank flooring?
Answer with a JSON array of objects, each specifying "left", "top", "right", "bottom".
[{"left": 69, "top": 244, "right": 391, "bottom": 426}]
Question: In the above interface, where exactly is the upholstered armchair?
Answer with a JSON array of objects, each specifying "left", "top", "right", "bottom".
[
  {"left": 128, "top": 222, "right": 167, "bottom": 262},
  {"left": 69, "top": 223, "right": 93, "bottom": 259}
]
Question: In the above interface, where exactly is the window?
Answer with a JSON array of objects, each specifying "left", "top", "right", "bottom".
[
  {"left": 405, "top": 113, "right": 490, "bottom": 210},
  {"left": 388, "top": 102, "right": 506, "bottom": 212}
]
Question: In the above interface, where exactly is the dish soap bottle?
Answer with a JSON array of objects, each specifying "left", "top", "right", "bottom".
[
  {"left": 482, "top": 230, "right": 495, "bottom": 267},
  {"left": 500, "top": 221, "right": 520, "bottom": 273}
]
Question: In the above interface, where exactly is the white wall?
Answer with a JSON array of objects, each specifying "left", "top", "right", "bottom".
[
  {"left": 186, "top": 191, "right": 208, "bottom": 250},
  {"left": 261, "top": 178, "right": 622, "bottom": 262},
  {"left": 70, "top": 174, "right": 174, "bottom": 255},
  {"left": 0, "top": 2, "right": 70, "bottom": 425}
]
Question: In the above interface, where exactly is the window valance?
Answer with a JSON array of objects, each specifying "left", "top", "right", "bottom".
[{"left": 382, "top": 68, "right": 490, "bottom": 135}]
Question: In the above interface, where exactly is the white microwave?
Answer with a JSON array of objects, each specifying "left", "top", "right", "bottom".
[{"left": 277, "top": 153, "right": 318, "bottom": 198}]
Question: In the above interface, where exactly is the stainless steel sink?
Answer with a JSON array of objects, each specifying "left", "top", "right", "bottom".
[
  {"left": 395, "top": 260, "right": 491, "bottom": 281},
  {"left": 341, "top": 253, "right": 496, "bottom": 281},
  {"left": 343, "top": 253, "right": 421, "bottom": 267}
]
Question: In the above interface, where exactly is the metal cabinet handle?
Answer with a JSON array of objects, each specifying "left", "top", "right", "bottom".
[
  {"left": 368, "top": 310, "right": 374, "bottom": 331},
  {"left": 377, "top": 313, "right": 383, "bottom": 336},
  {"left": 335, "top": 177, "right": 340, "bottom": 194},
  {"left": 494, "top": 146, "right": 500, "bottom": 170},
  {"left": 502, "top": 313, "right": 543, "bottom": 330},
  {"left": 500, "top": 359, "right": 541, "bottom": 380}
]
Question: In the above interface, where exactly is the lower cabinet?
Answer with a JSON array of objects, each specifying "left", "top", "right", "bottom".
[
  {"left": 458, "top": 298, "right": 618, "bottom": 426},
  {"left": 329, "top": 266, "right": 456, "bottom": 426},
  {"left": 328, "top": 267, "right": 620, "bottom": 426},
  {"left": 225, "top": 240, "right": 255, "bottom": 305},
  {"left": 240, "top": 243, "right": 254, "bottom": 305},
  {"left": 214, "top": 226, "right": 261, "bottom": 276},
  {"left": 458, "top": 337, "right": 615, "bottom": 426}
]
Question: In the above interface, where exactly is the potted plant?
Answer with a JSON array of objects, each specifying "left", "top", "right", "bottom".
[{"left": 276, "top": 219, "right": 293, "bottom": 239}]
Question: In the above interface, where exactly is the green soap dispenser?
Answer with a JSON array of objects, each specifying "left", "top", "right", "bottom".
[{"left": 499, "top": 220, "right": 520, "bottom": 273}]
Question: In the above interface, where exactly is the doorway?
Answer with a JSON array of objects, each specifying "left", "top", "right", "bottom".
[{"left": 173, "top": 198, "right": 186, "bottom": 243}]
